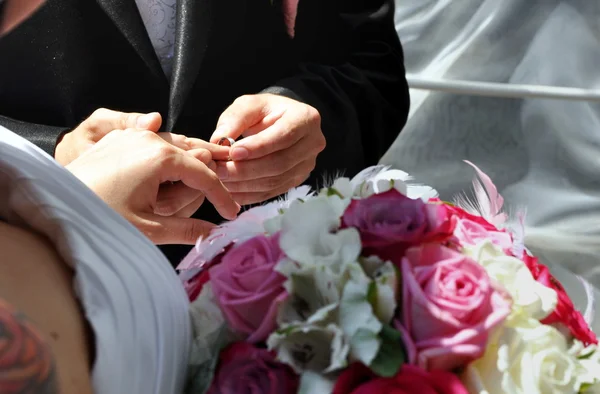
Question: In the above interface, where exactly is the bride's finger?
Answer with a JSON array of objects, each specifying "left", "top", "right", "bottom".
[
  {"left": 155, "top": 182, "right": 204, "bottom": 216},
  {"left": 158, "top": 132, "right": 191, "bottom": 150},
  {"left": 173, "top": 194, "right": 205, "bottom": 219},
  {"left": 185, "top": 138, "right": 231, "bottom": 161},
  {"left": 140, "top": 215, "right": 216, "bottom": 245},
  {"left": 164, "top": 153, "right": 240, "bottom": 220},
  {"left": 159, "top": 132, "right": 231, "bottom": 161}
]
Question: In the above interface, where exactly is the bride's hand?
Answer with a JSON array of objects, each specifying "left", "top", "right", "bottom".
[{"left": 66, "top": 129, "right": 240, "bottom": 245}]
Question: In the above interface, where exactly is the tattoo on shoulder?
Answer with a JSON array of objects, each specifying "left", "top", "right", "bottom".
[{"left": 0, "top": 298, "right": 59, "bottom": 394}]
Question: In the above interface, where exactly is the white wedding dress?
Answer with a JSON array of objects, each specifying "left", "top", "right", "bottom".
[
  {"left": 385, "top": 0, "right": 600, "bottom": 333},
  {"left": 0, "top": 126, "right": 190, "bottom": 393}
]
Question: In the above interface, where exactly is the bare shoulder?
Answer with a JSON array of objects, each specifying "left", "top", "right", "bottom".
[
  {"left": 0, "top": 220, "right": 93, "bottom": 394},
  {"left": 0, "top": 298, "right": 59, "bottom": 394}
]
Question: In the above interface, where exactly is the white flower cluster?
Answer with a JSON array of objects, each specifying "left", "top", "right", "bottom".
[{"left": 461, "top": 243, "right": 600, "bottom": 394}]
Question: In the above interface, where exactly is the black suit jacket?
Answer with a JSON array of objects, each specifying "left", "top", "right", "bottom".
[{"left": 0, "top": 0, "right": 409, "bottom": 264}]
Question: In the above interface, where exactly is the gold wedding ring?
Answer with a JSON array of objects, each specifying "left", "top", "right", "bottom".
[
  {"left": 217, "top": 137, "right": 236, "bottom": 161},
  {"left": 217, "top": 137, "right": 236, "bottom": 147}
]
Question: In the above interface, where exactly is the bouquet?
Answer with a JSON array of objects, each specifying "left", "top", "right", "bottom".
[{"left": 178, "top": 162, "right": 600, "bottom": 394}]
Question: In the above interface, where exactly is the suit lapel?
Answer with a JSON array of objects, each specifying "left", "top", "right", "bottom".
[
  {"left": 96, "top": 0, "right": 167, "bottom": 84},
  {"left": 167, "top": 0, "right": 216, "bottom": 130}
]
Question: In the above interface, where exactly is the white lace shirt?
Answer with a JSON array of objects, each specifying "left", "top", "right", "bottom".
[{"left": 135, "top": 0, "right": 178, "bottom": 78}]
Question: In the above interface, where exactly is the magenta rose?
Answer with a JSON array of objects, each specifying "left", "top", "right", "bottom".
[
  {"left": 341, "top": 189, "right": 456, "bottom": 263},
  {"left": 400, "top": 244, "right": 511, "bottom": 371},
  {"left": 207, "top": 342, "right": 299, "bottom": 394},
  {"left": 332, "top": 363, "right": 469, "bottom": 394},
  {"left": 210, "top": 233, "right": 287, "bottom": 343}
]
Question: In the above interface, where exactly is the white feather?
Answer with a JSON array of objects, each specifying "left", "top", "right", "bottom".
[{"left": 454, "top": 161, "right": 507, "bottom": 227}]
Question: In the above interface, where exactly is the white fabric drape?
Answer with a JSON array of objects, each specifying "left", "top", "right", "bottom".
[
  {"left": 0, "top": 127, "right": 191, "bottom": 394},
  {"left": 385, "top": 0, "right": 600, "bottom": 331}
]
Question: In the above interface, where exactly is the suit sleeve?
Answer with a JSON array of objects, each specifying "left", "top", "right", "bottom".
[
  {"left": 262, "top": 0, "right": 409, "bottom": 176},
  {"left": 0, "top": 115, "right": 69, "bottom": 156}
]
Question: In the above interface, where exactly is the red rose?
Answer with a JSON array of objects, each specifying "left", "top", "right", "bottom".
[
  {"left": 333, "top": 363, "right": 469, "bottom": 394},
  {"left": 524, "top": 253, "right": 597, "bottom": 346},
  {"left": 182, "top": 246, "right": 232, "bottom": 302},
  {"left": 183, "top": 269, "right": 211, "bottom": 301},
  {"left": 207, "top": 342, "right": 299, "bottom": 394}
]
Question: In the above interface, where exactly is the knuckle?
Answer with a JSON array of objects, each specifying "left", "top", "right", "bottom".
[
  {"left": 151, "top": 143, "right": 176, "bottom": 162},
  {"left": 138, "top": 129, "right": 159, "bottom": 140},
  {"left": 125, "top": 113, "right": 140, "bottom": 129},
  {"left": 91, "top": 108, "right": 112, "bottom": 119},
  {"left": 178, "top": 135, "right": 192, "bottom": 150},
  {"left": 234, "top": 95, "right": 256, "bottom": 107},
  {"left": 197, "top": 149, "right": 212, "bottom": 163},
  {"left": 305, "top": 106, "right": 321, "bottom": 124},
  {"left": 315, "top": 133, "right": 326, "bottom": 152}
]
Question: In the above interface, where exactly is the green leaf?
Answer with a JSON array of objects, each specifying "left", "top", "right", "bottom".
[
  {"left": 369, "top": 324, "right": 406, "bottom": 378},
  {"left": 327, "top": 187, "right": 344, "bottom": 199},
  {"left": 579, "top": 382, "right": 596, "bottom": 393},
  {"left": 578, "top": 349, "right": 596, "bottom": 360},
  {"left": 184, "top": 325, "right": 231, "bottom": 394},
  {"left": 366, "top": 281, "right": 378, "bottom": 306}
]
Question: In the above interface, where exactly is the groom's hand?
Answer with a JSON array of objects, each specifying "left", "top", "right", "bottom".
[
  {"left": 66, "top": 129, "right": 240, "bottom": 245},
  {"left": 211, "top": 94, "right": 326, "bottom": 205}
]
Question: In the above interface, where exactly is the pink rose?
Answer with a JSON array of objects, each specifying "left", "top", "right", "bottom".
[
  {"left": 400, "top": 244, "right": 511, "bottom": 371},
  {"left": 453, "top": 218, "right": 513, "bottom": 251},
  {"left": 210, "top": 233, "right": 287, "bottom": 343},
  {"left": 332, "top": 363, "right": 469, "bottom": 394},
  {"left": 524, "top": 253, "right": 598, "bottom": 346},
  {"left": 437, "top": 200, "right": 513, "bottom": 251},
  {"left": 341, "top": 190, "right": 456, "bottom": 264},
  {"left": 208, "top": 342, "right": 299, "bottom": 394}
]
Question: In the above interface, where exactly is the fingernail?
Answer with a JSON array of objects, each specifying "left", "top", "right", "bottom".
[
  {"left": 137, "top": 114, "right": 154, "bottom": 129},
  {"left": 216, "top": 165, "right": 228, "bottom": 180},
  {"left": 208, "top": 160, "right": 217, "bottom": 172},
  {"left": 230, "top": 146, "right": 249, "bottom": 161}
]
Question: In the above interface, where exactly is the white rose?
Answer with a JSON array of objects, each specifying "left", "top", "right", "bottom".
[
  {"left": 463, "top": 241, "right": 557, "bottom": 320},
  {"left": 570, "top": 343, "right": 600, "bottom": 393},
  {"left": 462, "top": 311, "right": 587, "bottom": 394}
]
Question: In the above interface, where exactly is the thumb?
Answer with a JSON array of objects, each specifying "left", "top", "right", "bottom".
[
  {"left": 131, "top": 112, "right": 162, "bottom": 132},
  {"left": 210, "top": 95, "right": 268, "bottom": 144},
  {"left": 147, "top": 215, "right": 217, "bottom": 245}
]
